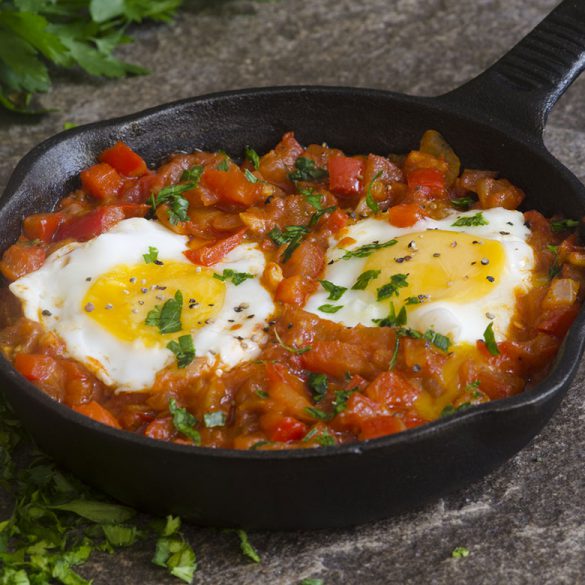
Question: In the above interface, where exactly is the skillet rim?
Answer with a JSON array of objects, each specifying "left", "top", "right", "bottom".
[{"left": 1, "top": 83, "right": 585, "bottom": 462}]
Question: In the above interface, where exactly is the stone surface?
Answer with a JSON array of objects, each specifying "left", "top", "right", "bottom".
[{"left": 1, "top": 0, "right": 585, "bottom": 583}]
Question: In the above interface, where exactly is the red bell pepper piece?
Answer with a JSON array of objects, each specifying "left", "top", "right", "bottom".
[
  {"left": 56, "top": 206, "right": 126, "bottom": 242},
  {"left": 407, "top": 168, "right": 445, "bottom": 191},
  {"left": 80, "top": 163, "right": 123, "bottom": 201},
  {"left": 387, "top": 203, "right": 426, "bottom": 227},
  {"left": 23, "top": 212, "right": 65, "bottom": 243},
  {"left": 184, "top": 228, "right": 247, "bottom": 266},
  {"left": 14, "top": 353, "right": 58, "bottom": 382},
  {"left": 100, "top": 142, "right": 148, "bottom": 177},
  {"left": 200, "top": 166, "right": 263, "bottom": 207},
  {"left": 72, "top": 401, "right": 122, "bottom": 429},
  {"left": 328, "top": 156, "right": 365, "bottom": 197}
]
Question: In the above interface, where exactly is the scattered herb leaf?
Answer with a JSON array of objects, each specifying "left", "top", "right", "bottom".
[
  {"left": 342, "top": 239, "right": 397, "bottom": 260},
  {"left": 203, "top": 412, "right": 226, "bottom": 428},
  {"left": 365, "top": 170, "right": 382, "bottom": 212},
  {"left": 308, "top": 373, "right": 328, "bottom": 402},
  {"left": 244, "top": 168, "right": 259, "bottom": 183},
  {"left": 318, "top": 304, "right": 344, "bottom": 314},
  {"left": 167, "top": 334, "right": 195, "bottom": 369},
  {"left": 451, "top": 546, "right": 470, "bottom": 558},
  {"left": 169, "top": 398, "right": 201, "bottom": 445},
  {"left": 274, "top": 328, "right": 312, "bottom": 355},
  {"left": 451, "top": 212, "right": 488, "bottom": 227},
  {"left": 213, "top": 269, "right": 254, "bottom": 286},
  {"left": 244, "top": 146, "right": 260, "bottom": 170},
  {"left": 145, "top": 290, "right": 183, "bottom": 334},
  {"left": 551, "top": 218, "right": 579, "bottom": 232},
  {"left": 377, "top": 273, "right": 409, "bottom": 301},
  {"left": 483, "top": 322, "right": 499, "bottom": 355},
  {"left": 319, "top": 279, "right": 347, "bottom": 301},
  {"left": 352, "top": 269, "right": 381, "bottom": 290},
  {"left": 289, "top": 157, "right": 328, "bottom": 182},
  {"left": 143, "top": 246, "right": 159, "bottom": 264}
]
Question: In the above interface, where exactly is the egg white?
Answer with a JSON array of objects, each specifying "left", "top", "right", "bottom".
[
  {"left": 10, "top": 218, "right": 274, "bottom": 391},
  {"left": 303, "top": 208, "right": 534, "bottom": 344}
]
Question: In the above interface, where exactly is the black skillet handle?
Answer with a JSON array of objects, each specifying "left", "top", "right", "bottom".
[{"left": 439, "top": 0, "right": 585, "bottom": 139}]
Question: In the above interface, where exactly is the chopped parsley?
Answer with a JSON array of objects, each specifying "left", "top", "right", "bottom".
[
  {"left": 169, "top": 398, "right": 201, "bottom": 445},
  {"left": 342, "top": 239, "right": 397, "bottom": 260},
  {"left": 289, "top": 157, "right": 328, "bottom": 182},
  {"left": 451, "top": 212, "right": 489, "bottom": 227},
  {"left": 396, "top": 327, "right": 451, "bottom": 351},
  {"left": 299, "top": 187, "right": 323, "bottom": 210},
  {"left": 167, "top": 334, "right": 195, "bottom": 369},
  {"left": 203, "top": 412, "right": 227, "bottom": 428},
  {"left": 180, "top": 165, "right": 204, "bottom": 184},
  {"left": 318, "top": 304, "right": 344, "bottom": 314},
  {"left": 319, "top": 279, "right": 347, "bottom": 300},
  {"left": 300, "top": 580, "right": 325, "bottom": 585},
  {"left": 547, "top": 245, "right": 561, "bottom": 279},
  {"left": 233, "top": 529, "right": 261, "bottom": 563},
  {"left": 149, "top": 184, "right": 192, "bottom": 225},
  {"left": 303, "top": 428, "right": 336, "bottom": 447},
  {"left": 466, "top": 380, "right": 481, "bottom": 392},
  {"left": 377, "top": 273, "right": 409, "bottom": 301},
  {"left": 255, "top": 389, "right": 269, "bottom": 399},
  {"left": 152, "top": 515, "right": 197, "bottom": 583},
  {"left": 365, "top": 170, "right": 383, "bottom": 212},
  {"left": 352, "top": 269, "right": 381, "bottom": 290},
  {"left": 274, "top": 328, "right": 312, "bottom": 355},
  {"left": 451, "top": 195, "right": 476, "bottom": 210},
  {"left": 451, "top": 546, "right": 470, "bottom": 558},
  {"left": 268, "top": 225, "right": 309, "bottom": 262},
  {"left": 308, "top": 373, "right": 328, "bottom": 402},
  {"left": 373, "top": 302, "right": 407, "bottom": 327},
  {"left": 213, "top": 269, "right": 254, "bottom": 286},
  {"left": 143, "top": 246, "right": 160, "bottom": 264},
  {"left": 551, "top": 218, "right": 579, "bottom": 232},
  {"left": 244, "top": 168, "right": 259, "bottom": 183},
  {"left": 308, "top": 205, "right": 337, "bottom": 227},
  {"left": 441, "top": 403, "right": 472, "bottom": 417},
  {"left": 304, "top": 407, "right": 332, "bottom": 421},
  {"left": 244, "top": 146, "right": 260, "bottom": 170},
  {"left": 216, "top": 156, "right": 230, "bottom": 171},
  {"left": 389, "top": 336, "right": 400, "bottom": 370},
  {"left": 483, "top": 322, "right": 499, "bottom": 355},
  {"left": 332, "top": 388, "right": 358, "bottom": 414},
  {"left": 145, "top": 290, "right": 183, "bottom": 334}
]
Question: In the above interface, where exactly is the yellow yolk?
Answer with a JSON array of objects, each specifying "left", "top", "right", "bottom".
[
  {"left": 363, "top": 230, "right": 506, "bottom": 306},
  {"left": 83, "top": 262, "right": 225, "bottom": 347}
]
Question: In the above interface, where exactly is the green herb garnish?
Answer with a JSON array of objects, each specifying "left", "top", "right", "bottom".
[
  {"left": 308, "top": 205, "right": 337, "bottom": 227},
  {"left": 451, "top": 212, "right": 489, "bottom": 227},
  {"left": 423, "top": 329, "right": 451, "bottom": 351},
  {"left": 213, "top": 269, "right": 254, "bottom": 286},
  {"left": 255, "top": 389, "right": 269, "bottom": 399},
  {"left": 372, "top": 302, "right": 407, "bottom": 328},
  {"left": 150, "top": 184, "right": 191, "bottom": 225},
  {"left": 167, "top": 334, "right": 195, "bottom": 369},
  {"left": 332, "top": 388, "right": 358, "bottom": 415},
  {"left": 389, "top": 336, "right": 400, "bottom": 370},
  {"left": 551, "top": 218, "right": 579, "bottom": 232},
  {"left": 244, "top": 168, "right": 259, "bottom": 183},
  {"left": 233, "top": 529, "right": 261, "bottom": 563},
  {"left": 143, "top": 246, "right": 160, "bottom": 264},
  {"left": 274, "top": 328, "right": 312, "bottom": 355},
  {"left": 304, "top": 407, "right": 332, "bottom": 421},
  {"left": 244, "top": 146, "right": 260, "bottom": 170},
  {"left": 145, "top": 290, "right": 183, "bottom": 334},
  {"left": 318, "top": 304, "right": 344, "bottom": 314},
  {"left": 342, "top": 239, "right": 397, "bottom": 260},
  {"left": 405, "top": 295, "right": 428, "bottom": 305},
  {"left": 203, "top": 412, "right": 227, "bottom": 428},
  {"left": 319, "top": 279, "right": 347, "bottom": 300},
  {"left": 169, "top": 398, "right": 201, "bottom": 445},
  {"left": 365, "top": 170, "right": 382, "bottom": 212},
  {"left": 352, "top": 269, "right": 381, "bottom": 290},
  {"left": 451, "top": 196, "right": 476, "bottom": 210},
  {"left": 268, "top": 225, "right": 309, "bottom": 262},
  {"left": 308, "top": 373, "right": 328, "bottom": 402},
  {"left": 377, "top": 273, "right": 409, "bottom": 301},
  {"left": 451, "top": 546, "right": 470, "bottom": 558},
  {"left": 181, "top": 165, "right": 204, "bottom": 184},
  {"left": 300, "top": 580, "right": 325, "bottom": 585},
  {"left": 299, "top": 187, "right": 323, "bottom": 210},
  {"left": 483, "top": 322, "right": 499, "bottom": 355},
  {"left": 216, "top": 157, "right": 230, "bottom": 171},
  {"left": 152, "top": 515, "right": 197, "bottom": 583},
  {"left": 289, "top": 157, "right": 328, "bottom": 182}
]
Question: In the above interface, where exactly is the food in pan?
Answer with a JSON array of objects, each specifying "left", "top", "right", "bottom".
[{"left": 0, "top": 131, "right": 583, "bottom": 449}]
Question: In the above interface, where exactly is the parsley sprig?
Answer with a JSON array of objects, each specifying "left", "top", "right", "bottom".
[
  {"left": 289, "top": 157, "right": 328, "bottom": 182},
  {"left": 451, "top": 212, "right": 488, "bottom": 227},
  {"left": 214, "top": 269, "right": 254, "bottom": 286},
  {"left": 167, "top": 334, "right": 195, "bottom": 369},
  {"left": 145, "top": 290, "right": 183, "bottom": 334},
  {"left": 341, "top": 239, "right": 397, "bottom": 260},
  {"left": 269, "top": 225, "right": 309, "bottom": 262}
]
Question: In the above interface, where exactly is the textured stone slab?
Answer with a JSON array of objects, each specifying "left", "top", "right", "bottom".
[{"left": 2, "top": 0, "right": 585, "bottom": 583}]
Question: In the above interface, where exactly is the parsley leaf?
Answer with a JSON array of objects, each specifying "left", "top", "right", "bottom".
[
  {"left": 389, "top": 336, "right": 400, "bottom": 370},
  {"left": 233, "top": 529, "right": 261, "bottom": 563},
  {"left": 352, "top": 269, "right": 381, "bottom": 290},
  {"left": 341, "top": 239, "right": 397, "bottom": 259},
  {"left": 377, "top": 273, "right": 409, "bottom": 301},
  {"left": 152, "top": 515, "right": 197, "bottom": 583},
  {"left": 365, "top": 170, "right": 382, "bottom": 212},
  {"left": 483, "top": 322, "right": 499, "bottom": 355},
  {"left": 203, "top": 412, "right": 226, "bottom": 428},
  {"left": 319, "top": 279, "right": 347, "bottom": 300},
  {"left": 451, "top": 546, "right": 470, "bottom": 558},
  {"left": 304, "top": 406, "right": 332, "bottom": 421},
  {"left": 299, "top": 187, "right": 323, "bottom": 210},
  {"left": 143, "top": 246, "right": 160, "bottom": 264},
  {"left": 405, "top": 295, "right": 428, "bottom": 305},
  {"left": 167, "top": 334, "right": 195, "bottom": 369},
  {"left": 308, "top": 373, "right": 328, "bottom": 402},
  {"left": 150, "top": 184, "right": 191, "bottom": 225},
  {"left": 244, "top": 146, "right": 260, "bottom": 170},
  {"left": 332, "top": 388, "right": 358, "bottom": 414},
  {"left": 423, "top": 329, "right": 451, "bottom": 351},
  {"left": 169, "top": 398, "right": 201, "bottom": 445},
  {"left": 300, "top": 580, "right": 325, "bottom": 585},
  {"left": 180, "top": 165, "right": 204, "bottom": 184},
  {"left": 372, "top": 302, "right": 407, "bottom": 327},
  {"left": 551, "top": 218, "right": 579, "bottom": 232},
  {"left": 213, "top": 269, "right": 254, "bottom": 286},
  {"left": 451, "top": 195, "right": 476, "bottom": 210},
  {"left": 451, "top": 212, "right": 488, "bottom": 227},
  {"left": 269, "top": 225, "right": 309, "bottom": 262},
  {"left": 289, "top": 157, "right": 328, "bottom": 182},
  {"left": 145, "top": 290, "right": 183, "bottom": 334},
  {"left": 274, "top": 328, "right": 312, "bottom": 355},
  {"left": 216, "top": 157, "right": 230, "bottom": 171},
  {"left": 318, "top": 304, "right": 343, "bottom": 313},
  {"left": 244, "top": 168, "right": 259, "bottom": 183}
]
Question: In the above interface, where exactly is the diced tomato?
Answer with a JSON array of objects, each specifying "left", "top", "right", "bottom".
[
  {"left": 407, "top": 168, "right": 445, "bottom": 191},
  {"left": 62, "top": 361, "right": 96, "bottom": 406},
  {"left": 365, "top": 371, "right": 420, "bottom": 410},
  {"left": 72, "top": 401, "right": 121, "bottom": 429},
  {"left": 265, "top": 363, "right": 312, "bottom": 420},
  {"left": 14, "top": 353, "right": 58, "bottom": 382},
  {"left": 100, "top": 142, "right": 148, "bottom": 177},
  {"left": 144, "top": 417, "right": 175, "bottom": 441},
  {"left": 283, "top": 240, "right": 325, "bottom": 279},
  {"left": 328, "top": 156, "right": 365, "bottom": 197},
  {"left": 261, "top": 413, "right": 308, "bottom": 442},
  {"left": 301, "top": 340, "right": 377, "bottom": 379},
  {"left": 476, "top": 178, "right": 524, "bottom": 210},
  {"left": 0, "top": 243, "right": 46, "bottom": 281},
  {"left": 121, "top": 173, "right": 162, "bottom": 204},
  {"left": 275, "top": 275, "right": 316, "bottom": 306},
  {"left": 321, "top": 208, "right": 349, "bottom": 233},
  {"left": 80, "top": 163, "right": 123, "bottom": 201},
  {"left": 258, "top": 131, "right": 304, "bottom": 191},
  {"left": 183, "top": 228, "right": 247, "bottom": 266},
  {"left": 23, "top": 213, "right": 65, "bottom": 243},
  {"left": 537, "top": 305, "right": 580, "bottom": 338},
  {"left": 387, "top": 203, "right": 426, "bottom": 227},
  {"left": 55, "top": 206, "right": 126, "bottom": 242},
  {"left": 200, "top": 166, "right": 263, "bottom": 207}
]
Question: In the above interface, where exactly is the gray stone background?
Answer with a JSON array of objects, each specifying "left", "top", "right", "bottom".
[{"left": 1, "top": 0, "right": 585, "bottom": 583}]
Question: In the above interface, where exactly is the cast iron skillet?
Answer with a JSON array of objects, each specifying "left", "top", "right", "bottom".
[{"left": 1, "top": 1, "right": 585, "bottom": 530}]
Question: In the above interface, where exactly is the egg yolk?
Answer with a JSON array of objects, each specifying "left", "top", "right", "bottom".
[
  {"left": 363, "top": 230, "right": 506, "bottom": 306},
  {"left": 82, "top": 262, "right": 225, "bottom": 347}
]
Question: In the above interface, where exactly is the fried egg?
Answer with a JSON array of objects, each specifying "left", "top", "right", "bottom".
[
  {"left": 304, "top": 208, "right": 534, "bottom": 345},
  {"left": 10, "top": 218, "right": 274, "bottom": 391}
]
